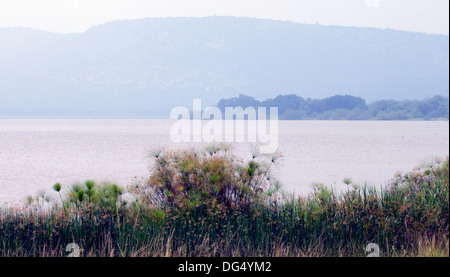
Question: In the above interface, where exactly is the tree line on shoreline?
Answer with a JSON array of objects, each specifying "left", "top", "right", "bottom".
[{"left": 217, "top": 94, "right": 449, "bottom": 120}]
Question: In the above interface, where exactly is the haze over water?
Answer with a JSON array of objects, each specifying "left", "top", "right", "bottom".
[{"left": 0, "top": 119, "right": 448, "bottom": 205}]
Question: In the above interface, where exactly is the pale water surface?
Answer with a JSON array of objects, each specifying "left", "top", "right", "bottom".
[{"left": 0, "top": 120, "right": 448, "bottom": 205}]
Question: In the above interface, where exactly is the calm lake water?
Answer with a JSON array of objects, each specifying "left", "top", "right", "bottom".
[{"left": 0, "top": 119, "right": 448, "bottom": 205}]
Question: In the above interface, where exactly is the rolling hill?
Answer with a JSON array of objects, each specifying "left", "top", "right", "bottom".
[{"left": 0, "top": 17, "right": 448, "bottom": 117}]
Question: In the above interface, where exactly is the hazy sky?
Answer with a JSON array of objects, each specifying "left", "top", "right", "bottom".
[{"left": 0, "top": 0, "right": 448, "bottom": 34}]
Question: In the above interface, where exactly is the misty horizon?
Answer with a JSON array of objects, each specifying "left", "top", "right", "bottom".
[{"left": 2, "top": 15, "right": 450, "bottom": 36}]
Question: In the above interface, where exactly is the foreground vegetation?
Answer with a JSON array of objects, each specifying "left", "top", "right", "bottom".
[{"left": 0, "top": 146, "right": 448, "bottom": 257}]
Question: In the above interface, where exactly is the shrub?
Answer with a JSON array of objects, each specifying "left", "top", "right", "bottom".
[
  {"left": 63, "top": 180, "right": 125, "bottom": 214},
  {"left": 130, "top": 145, "right": 283, "bottom": 212}
]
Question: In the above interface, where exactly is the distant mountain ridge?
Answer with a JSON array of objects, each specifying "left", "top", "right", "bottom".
[{"left": 0, "top": 17, "right": 448, "bottom": 118}]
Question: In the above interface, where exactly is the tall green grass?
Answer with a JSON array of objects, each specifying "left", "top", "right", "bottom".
[{"left": 0, "top": 148, "right": 448, "bottom": 257}]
